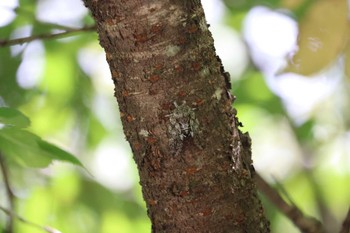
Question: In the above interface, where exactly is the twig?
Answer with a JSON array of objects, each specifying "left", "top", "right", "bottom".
[
  {"left": 273, "top": 176, "right": 297, "bottom": 206},
  {"left": 0, "top": 206, "right": 60, "bottom": 233},
  {"left": 255, "top": 173, "right": 326, "bottom": 233},
  {"left": 304, "top": 168, "right": 337, "bottom": 232},
  {"left": 299, "top": 147, "right": 337, "bottom": 232},
  {"left": 0, "top": 153, "right": 15, "bottom": 233},
  {"left": 339, "top": 207, "right": 350, "bottom": 233},
  {"left": 0, "top": 25, "right": 96, "bottom": 47}
]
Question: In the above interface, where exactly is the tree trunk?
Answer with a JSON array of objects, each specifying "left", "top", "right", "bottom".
[{"left": 83, "top": 0, "right": 270, "bottom": 232}]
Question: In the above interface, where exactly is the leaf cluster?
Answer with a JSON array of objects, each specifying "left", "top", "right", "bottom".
[{"left": 0, "top": 107, "right": 82, "bottom": 167}]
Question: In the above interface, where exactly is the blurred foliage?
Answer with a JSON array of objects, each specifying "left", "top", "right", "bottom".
[
  {"left": 284, "top": 0, "right": 349, "bottom": 76},
  {"left": 0, "top": 0, "right": 349, "bottom": 233},
  {"left": 0, "top": 107, "right": 82, "bottom": 167}
]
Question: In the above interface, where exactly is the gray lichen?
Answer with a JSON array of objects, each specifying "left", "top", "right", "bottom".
[
  {"left": 165, "top": 45, "right": 181, "bottom": 57},
  {"left": 139, "top": 129, "right": 149, "bottom": 137}
]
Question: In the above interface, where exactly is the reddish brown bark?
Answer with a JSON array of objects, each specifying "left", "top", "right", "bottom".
[{"left": 83, "top": 0, "right": 270, "bottom": 232}]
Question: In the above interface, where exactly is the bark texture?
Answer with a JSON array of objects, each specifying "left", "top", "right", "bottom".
[{"left": 83, "top": 0, "right": 270, "bottom": 232}]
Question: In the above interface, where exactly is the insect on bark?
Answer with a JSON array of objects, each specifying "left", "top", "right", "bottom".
[{"left": 166, "top": 101, "right": 201, "bottom": 156}]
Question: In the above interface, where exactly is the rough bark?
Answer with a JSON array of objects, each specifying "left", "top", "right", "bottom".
[{"left": 83, "top": 0, "right": 270, "bottom": 232}]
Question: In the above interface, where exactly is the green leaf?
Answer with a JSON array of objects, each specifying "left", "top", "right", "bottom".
[
  {"left": 0, "top": 127, "right": 82, "bottom": 168},
  {"left": 0, "top": 107, "right": 31, "bottom": 128},
  {"left": 37, "top": 140, "right": 83, "bottom": 166},
  {"left": 0, "top": 48, "right": 25, "bottom": 106},
  {"left": 294, "top": 120, "right": 314, "bottom": 143},
  {"left": 0, "top": 127, "right": 51, "bottom": 167},
  {"left": 283, "top": 0, "right": 348, "bottom": 75}
]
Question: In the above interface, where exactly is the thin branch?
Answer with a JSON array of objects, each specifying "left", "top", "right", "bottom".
[
  {"left": 303, "top": 167, "right": 337, "bottom": 232},
  {"left": 298, "top": 146, "right": 338, "bottom": 232},
  {"left": 339, "top": 207, "right": 350, "bottom": 233},
  {"left": 0, "top": 206, "right": 60, "bottom": 233},
  {"left": 255, "top": 173, "right": 326, "bottom": 233},
  {"left": 0, "top": 25, "right": 96, "bottom": 47},
  {"left": 0, "top": 153, "right": 15, "bottom": 233}
]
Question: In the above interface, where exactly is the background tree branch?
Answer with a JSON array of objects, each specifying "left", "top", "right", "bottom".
[
  {"left": 255, "top": 173, "right": 326, "bottom": 233},
  {"left": 0, "top": 25, "right": 96, "bottom": 47},
  {"left": 0, "top": 206, "right": 60, "bottom": 233},
  {"left": 0, "top": 153, "right": 15, "bottom": 233},
  {"left": 339, "top": 208, "right": 350, "bottom": 233}
]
